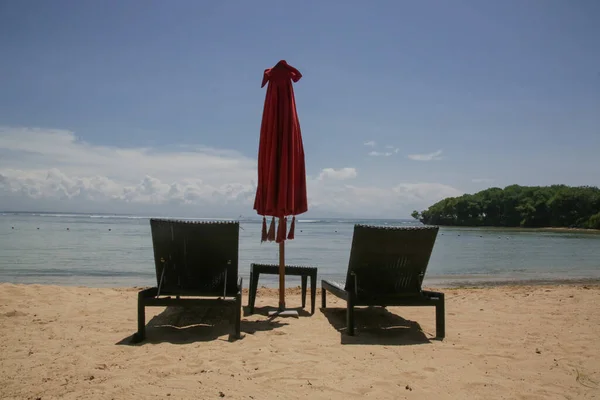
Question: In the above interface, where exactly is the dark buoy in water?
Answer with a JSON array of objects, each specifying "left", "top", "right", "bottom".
[
  {"left": 11, "top": 226, "right": 14, "bottom": 229},
  {"left": 37, "top": 227, "right": 40, "bottom": 230},
  {"left": 66, "top": 228, "right": 70, "bottom": 231},
  {"left": 108, "top": 228, "right": 111, "bottom": 231}
]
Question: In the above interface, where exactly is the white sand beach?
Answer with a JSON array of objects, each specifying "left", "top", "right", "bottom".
[{"left": 1, "top": 283, "right": 599, "bottom": 399}]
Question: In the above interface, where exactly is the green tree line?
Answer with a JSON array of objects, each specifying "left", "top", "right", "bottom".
[{"left": 412, "top": 185, "right": 600, "bottom": 229}]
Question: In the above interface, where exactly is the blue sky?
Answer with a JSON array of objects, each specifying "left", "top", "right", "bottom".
[{"left": 1, "top": 0, "right": 599, "bottom": 217}]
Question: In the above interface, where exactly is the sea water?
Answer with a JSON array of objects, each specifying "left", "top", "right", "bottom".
[{"left": 1, "top": 212, "right": 600, "bottom": 288}]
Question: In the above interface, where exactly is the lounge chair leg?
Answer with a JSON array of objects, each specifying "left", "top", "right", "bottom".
[
  {"left": 301, "top": 275, "right": 307, "bottom": 309},
  {"left": 436, "top": 294, "right": 445, "bottom": 339},
  {"left": 321, "top": 287, "right": 326, "bottom": 309},
  {"left": 310, "top": 275, "right": 316, "bottom": 315},
  {"left": 249, "top": 272, "right": 259, "bottom": 314},
  {"left": 234, "top": 292, "right": 242, "bottom": 340},
  {"left": 346, "top": 299, "right": 355, "bottom": 336},
  {"left": 135, "top": 294, "right": 146, "bottom": 342},
  {"left": 247, "top": 271, "right": 254, "bottom": 309}
]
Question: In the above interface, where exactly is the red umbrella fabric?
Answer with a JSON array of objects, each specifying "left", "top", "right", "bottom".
[{"left": 253, "top": 60, "right": 308, "bottom": 243}]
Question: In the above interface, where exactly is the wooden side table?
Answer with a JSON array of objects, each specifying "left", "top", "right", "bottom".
[{"left": 248, "top": 263, "right": 318, "bottom": 314}]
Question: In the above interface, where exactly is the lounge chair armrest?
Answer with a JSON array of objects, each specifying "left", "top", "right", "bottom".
[
  {"left": 322, "top": 280, "right": 345, "bottom": 291},
  {"left": 216, "top": 265, "right": 229, "bottom": 297},
  {"left": 350, "top": 271, "right": 359, "bottom": 296},
  {"left": 322, "top": 280, "right": 349, "bottom": 301},
  {"left": 421, "top": 290, "right": 444, "bottom": 300},
  {"left": 139, "top": 287, "right": 158, "bottom": 298}
]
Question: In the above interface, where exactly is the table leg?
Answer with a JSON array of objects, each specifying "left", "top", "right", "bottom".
[
  {"left": 247, "top": 271, "right": 253, "bottom": 308},
  {"left": 310, "top": 274, "right": 316, "bottom": 315},
  {"left": 249, "top": 271, "right": 260, "bottom": 314},
  {"left": 301, "top": 275, "right": 308, "bottom": 309}
]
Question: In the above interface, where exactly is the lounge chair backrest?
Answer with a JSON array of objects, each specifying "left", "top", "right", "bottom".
[
  {"left": 149, "top": 219, "right": 239, "bottom": 296},
  {"left": 344, "top": 225, "right": 439, "bottom": 297}
]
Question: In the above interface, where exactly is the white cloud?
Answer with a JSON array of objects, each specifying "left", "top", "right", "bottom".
[
  {"left": 0, "top": 127, "right": 256, "bottom": 212},
  {"left": 307, "top": 182, "right": 463, "bottom": 217},
  {"left": 365, "top": 143, "right": 398, "bottom": 157},
  {"left": 472, "top": 178, "right": 494, "bottom": 184},
  {"left": 391, "top": 183, "right": 462, "bottom": 203},
  {"left": 0, "top": 127, "right": 254, "bottom": 184},
  {"left": 407, "top": 149, "right": 443, "bottom": 161},
  {"left": 363, "top": 140, "right": 376, "bottom": 147},
  {"left": 368, "top": 151, "right": 393, "bottom": 157},
  {"left": 317, "top": 168, "right": 357, "bottom": 181},
  {"left": 0, "top": 127, "right": 463, "bottom": 218}
]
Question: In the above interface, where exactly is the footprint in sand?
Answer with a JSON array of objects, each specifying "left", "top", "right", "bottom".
[
  {"left": 269, "top": 331, "right": 287, "bottom": 336},
  {"left": 2, "top": 310, "right": 27, "bottom": 317}
]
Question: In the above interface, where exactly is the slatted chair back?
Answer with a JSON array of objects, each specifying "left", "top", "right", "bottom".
[
  {"left": 344, "top": 225, "right": 439, "bottom": 299},
  {"left": 150, "top": 219, "right": 239, "bottom": 297}
]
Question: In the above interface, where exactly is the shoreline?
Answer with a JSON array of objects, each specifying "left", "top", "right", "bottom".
[
  {"left": 434, "top": 225, "right": 600, "bottom": 234},
  {"left": 3, "top": 277, "right": 600, "bottom": 292},
  {"left": 424, "top": 277, "right": 600, "bottom": 289}
]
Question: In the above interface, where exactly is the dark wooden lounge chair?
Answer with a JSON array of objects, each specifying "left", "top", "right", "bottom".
[
  {"left": 321, "top": 225, "right": 445, "bottom": 339},
  {"left": 133, "top": 218, "right": 242, "bottom": 342}
]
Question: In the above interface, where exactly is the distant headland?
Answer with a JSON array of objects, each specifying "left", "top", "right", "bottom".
[{"left": 412, "top": 185, "right": 600, "bottom": 230}]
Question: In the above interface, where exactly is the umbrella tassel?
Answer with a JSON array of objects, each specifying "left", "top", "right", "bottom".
[
  {"left": 287, "top": 216, "right": 296, "bottom": 240},
  {"left": 276, "top": 216, "right": 287, "bottom": 243},
  {"left": 261, "top": 216, "right": 267, "bottom": 242},
  {"left": 267, "top": 217, "right": 276, "bottom": 241}
]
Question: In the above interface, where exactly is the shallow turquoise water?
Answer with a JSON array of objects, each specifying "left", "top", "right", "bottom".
[{"left": 1, "top": 213, "right": 600, "bottom": 287}]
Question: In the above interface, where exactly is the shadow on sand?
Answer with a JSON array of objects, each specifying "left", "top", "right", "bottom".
[
  {"left": 243, "top": 305, "right": 312, "bottom": 318},
  {"left": 116, "top": 305, "right": 288, "bottom": 346},
  {"left": 321, "top": 306, "right": 432, "bottom": 346}
]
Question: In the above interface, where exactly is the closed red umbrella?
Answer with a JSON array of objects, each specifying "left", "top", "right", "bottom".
[{"left": 253, "top": 60, "right": 308, "bottom": 311}]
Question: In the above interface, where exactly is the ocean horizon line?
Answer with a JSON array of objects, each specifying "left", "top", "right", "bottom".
[{"left": 0, "top": 211, "right": 417, "bottom": 223}]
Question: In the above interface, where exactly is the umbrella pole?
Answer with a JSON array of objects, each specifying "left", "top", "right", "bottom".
[{"left": 278, "top": 217, "right": 285, "bottom": 310}]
